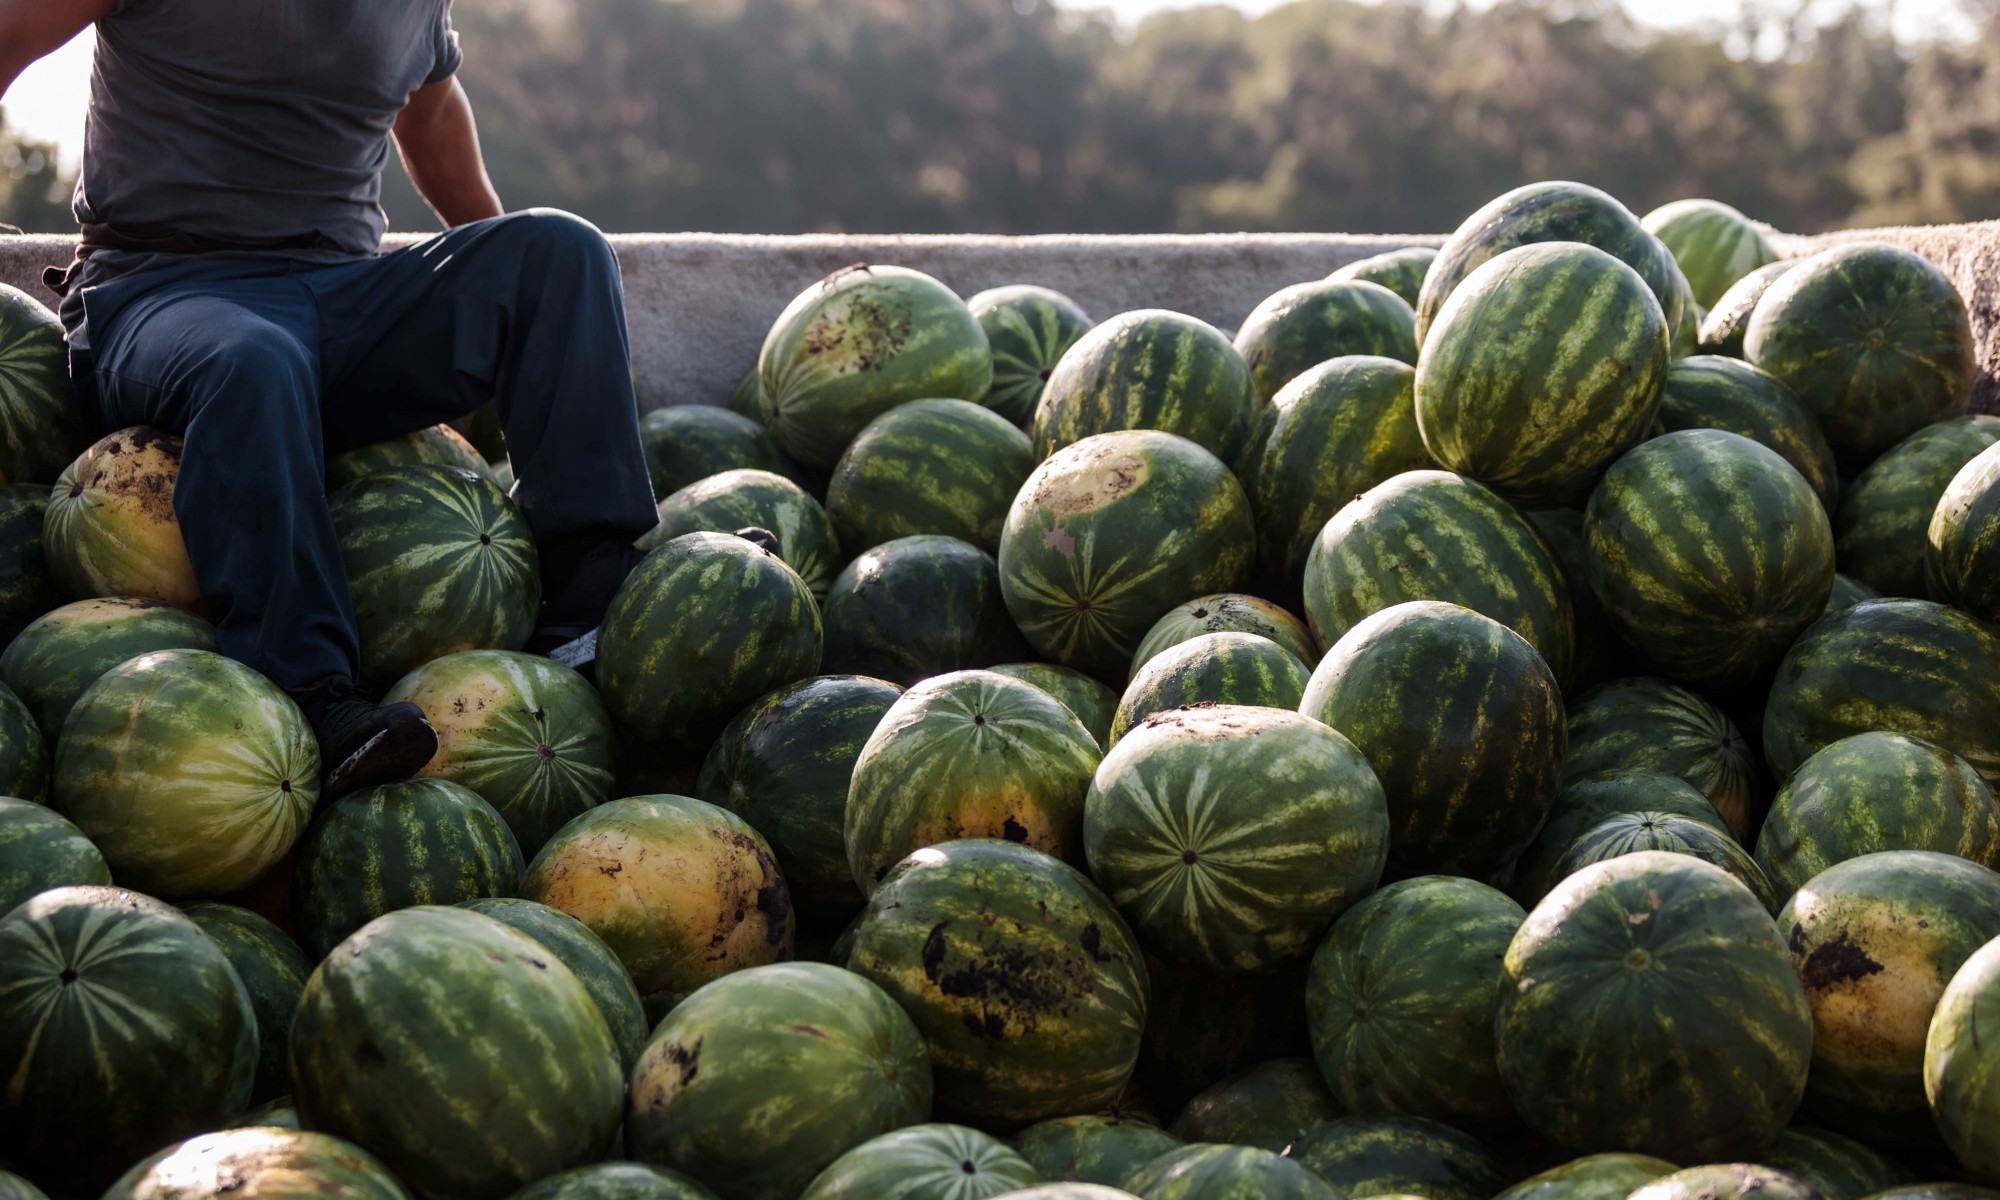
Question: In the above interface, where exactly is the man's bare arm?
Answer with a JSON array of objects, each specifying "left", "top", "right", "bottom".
[
  {"left": 393, "top": 77, "right": 503, "bottom": 229},
  {"left": 0, "top": 0, "right": 113, "bottom": 99}
]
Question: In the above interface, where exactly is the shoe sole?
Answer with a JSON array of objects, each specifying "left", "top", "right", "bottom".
[{"left": 324, "top": 724, "right": 441, "bottom": 800}]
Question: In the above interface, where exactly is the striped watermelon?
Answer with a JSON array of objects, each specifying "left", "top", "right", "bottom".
[
  {"left": 1642, "top": 199, "right": 1779, "bottom": 309},
  {"left": 1305, "top": 876, "right": 1525, "bottom": 1128},
  {"left": 1838, "top": 416, "right": 2000, "bottom": 598},
  {"left": 1514, "top": 770, "right": 1733, "bottom": 907},
  {"left": 1757, "top": 1130, "right": 1914, "bottom": 1200},
  {"left": 821, "top": 535, "right": 1029, "bottom": 686},
  {"left": 1329, "top": 247, "right": 1438, "bottom": 307},
  {"left": 1924, "top": 938, "right": 2000, "bottom": 1182},
  {"left": 1745, "top": 243, "right": 1975, "bottom": 469},
  {"left": 44, "top": 427, "right": 200, "bottom": 610},
  {"left": 1630, "top": 1166, "right": 1824, "bottom": 1200},
  {"left": 1012, "top": 1118, "right": 1182, "bottom": 1188},
  {"left": 325, "top": 425, "right": 492, "bottom": 493},
  {"left": 0, "top": 887, "right": 256, "bottom": 1193},
  {"left": 1754, "top": 733, "right": 2000, "bottom": 899},
  {"left": 1415, "top": 243, "right": 1669, "bottom": 510},
  {"left": 330, "top": 464, "right": 540, "bottom": 688},
  {"left": 1698, "top": 261, "right": 1798, "bottom": 357},
  {"left": 999, "top": 431, "right": 1253, "bottom": 681},
  {"left": 289, "top": 906, "right": 623, "bottom": 1200},
  {"left": 1301, "top": 600, "right": 1566, "bottom": 879},
  {"left": 969, "top": 286, "right": 1095, "bottom": 428},
  {"left": 1927, "top": 441, "right": 2000, "bottom": 623},
  {"left": 522, "top": 794, "right": 792, "bottom": 1021},
  {"left": 0, "top": 682, "right": 43, "bottom": 804},
  {"left": 509, "top": 1163, "right": 720, "bottom": 1200},
  {"left": 848, "top": 839, "right": 1149, "bottom": 1128},
  {"left": 1556, "top": 811, "right": 1779, "bottom": 913},
  {"left": 728, "top": 367, "right": 764, "bottom": 420},
  {"left": 103, "top": 1128, "right": 413, "bottom": 1200},
  {"left": 1126, "top": 1144, "right": 1343, "bottom": 1200},
  {"left": 1565, "top": 676, "right": 1760, "bottom": 839},
  {"left": 1523, "top": 507, "right": 1621, "bottom": 693},
  {"left": 1763, "top": 599, "right": 2000, "bottom": 787},
  {"left": 1667, "top": 256, "right": 1700, "bottom": 358},
  {"left": 699, "top": 675, "right": 904, "bottom": 916},
  {"left": 383, "top": 649, "right": 619, "bottom": 858},
  {"left": 0, "top": 796, "right": 109, "bottom": 914},
  {"left": 1129, "top": 595, "right": 1316, "bottom": 681},
  {"left": 1109, "top": 633, "right": 1310, "bottom": 744},
  {"left": 1496, "top": 852, "right": 1811, "bottom": 1159},
  {"left": 293, "top": 778, "right": 524, "bottom": 959},
  {"left": 797, "top": 1124, "right": 1039, "bottom": 1200},
  {"left": 759, "top": 265, "right": 993, "bottom": 471},
  {"left": 845, "top": 669, "right": 1100, "bottom": 895},
  {"left": 1234, "top": 280, "right": 1418, "bottom": 405},
  {"left": 627, "top": 962, "right": 932, "bottom": 1200},
  {"left": 641, "top": 469, "right": 841, "bottom": 599},
  {"left": 827, "top": 399, "right": 1035, "bottom": 556},
  {"left": 0, "top": 596, "right": 218, "bottom": 736},
  {"left": 1166, "top": 1058, "right": 1338, "bottom": 1152},
  {"left": 638, "top": 405, "right": 797, "bottom": 500},
  {"left": 990, "top": 663, "right": 1120, "bottom": 751},
  {"left": 1492, "top": 1154, "right": 1678, "bottom": 1200},
  {"left": 1301, "top": 471, "right": 1576, "bottom": 686},
  {"left": 1654, "top": 356, "right": 1839, "bottom": 514},
  {"left": 457, "top": 897, "right": 649, "bottom": 1072},
  {"left": 1287, "top": 1115, "right": 1508, "bottom": 1200},
  {"left": 182, "top": 901, "right": 310, "bottom": 1102},
  {"left": 1084, "top": 705, "right": 1388, "bottom": 973},
  {"left": 1033, "top": 309, "right": 1262, "bottom": 469},
  {"left": 0, "top": 285, "right": 91, "bottom": 488},
  {"left": 53, "top": 648, "right": 317, "bottom": 898},
  {"left": 1585, "top": 429, "right": 1834, "bottom": 684},
  {"left": 0, "top": 485, "right": 59, "bottom": 645},
  {"left": 597, "top": 531, "right": 822, "bottom": 751},
  {"left": 1250, "top": 356, "right": 1433, "bottom": 583},
  {"left": 1777, "top": 851, "right": 2000, "bottom": 1148}
]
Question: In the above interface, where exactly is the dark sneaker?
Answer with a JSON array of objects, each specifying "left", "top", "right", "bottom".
[
  {"left": 530, "top": 538, "right": 647, "bottom": 656},
  {"left": 291, "top": 681, "right": 439, "bottom": 800}
]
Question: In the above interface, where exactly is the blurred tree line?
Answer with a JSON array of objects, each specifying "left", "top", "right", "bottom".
[{"left": 7, "top": 0, "right": 2000, "bottom": 235}]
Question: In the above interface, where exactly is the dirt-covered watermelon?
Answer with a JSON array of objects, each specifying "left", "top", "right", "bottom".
[
  {"left": 1234, "top": 279, "right": 1418, "bottom": 404},
  {"left": 181, "top": 901, "right": 310, "bottom": 1103},
  {"left": 102, "top": 1128, "right": 414, "bottom": 1200},
  {"left": 1167, "top": 1058, "right": 1338, "bottom": 1152},
  {"left": 1564, "top": 676, "right": 1760, "bottom": 839},
  {"left": 1286, "top": 1115, "right": 1508, "bottom": 1200},
  {"left": 458, "top": 896, "right": 649, "bottom": 1073},
  {"left": 1654, "top": 356, "right": 1839, "bottom": 514},
  {"left": 641, "top": 469, "right": 840, "bottom": 599},
  {"left": 797, "top": 1124, "right": 1039, "bottom": 1200},
  {"left": 1629, "top": 1166, "right": 1825, "bottom": 1200},
  {"left": 44, "top": 426, "right": 200, "bottom": 610},
  {"left": 820, "top": 535, "right": 1029, "bottom": 686},
  {"left": 1033, "top": 311, "right": 1260, "bottom": 468},
  {"left": 828, "top": 399, "right": 1036, "bottom": 555},
  {"left": 1330, "top": 247, "right": 1437, "bottom": 307},
  {"left": 638, "top": 404, "right": 797, "bottom": 500},
  {"left": 1836, "top": 415, "right": 2000, "bottom": 598},
  {"left": 989, "top": 662, "right": 1121, "bottom": 752},
  {"left": 1126, "top": 1144, "right": 1343, "bottom": 1200},
  {"left": 326, "top": 424, "right": 493, "bottom": 493},
  {"left": 1013, "top": 1117, "right": 1182, "bottom": 1189},
  {"left": 0, "top": 796, "right": 109, "bottom": 914},
  {"left": 0, "top": 485, "right": 59, "bottom": 646},
  {"left": 970, "top": 285, "right": 1095, "bottom": 428},
  {"left": 1642, "top": 199, "right": 1779, "bottom": 309},
  {"left": 0, "top": 284, "right": 92, "bottom": 487},
  {"left": 1109, "top": 633, "right": 1309, "bottom": 744},
  {"left": 0, "top": 595, "right": 218, "bottom": 736},
  {"left": 1927, "top": 441, "right": 2000, "bottom": 624}
]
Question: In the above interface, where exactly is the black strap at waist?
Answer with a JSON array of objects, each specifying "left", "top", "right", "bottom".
[{"left": 43, "top": 223, "right": 346, "bottom": 297}]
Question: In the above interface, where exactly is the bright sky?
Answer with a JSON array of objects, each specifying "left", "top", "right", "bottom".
[{"left": 3, "top": 0, "right": 1972, "bottom": 169}]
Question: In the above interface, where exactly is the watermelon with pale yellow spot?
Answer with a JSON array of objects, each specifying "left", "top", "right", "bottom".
[{"left": 43, "top": 426, "right": 200, "bottom": 610}]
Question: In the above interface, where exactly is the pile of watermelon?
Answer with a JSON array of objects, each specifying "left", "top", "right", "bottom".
[{"left": 4, "top": 182, "right": 2000, "bottom": 1200}]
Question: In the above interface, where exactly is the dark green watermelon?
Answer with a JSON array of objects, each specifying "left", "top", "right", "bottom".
[
  {"left": 1329, "top": 247, "right": 1438, "bottom": 308},
  {"left": 1129, "top": 595, "right": 1318, "bottom": 681},
  {"left": 1012, "top": 1117, "right": 1182, "bottom": 1189},
  {"left": 1835, "top": 415, "right": 2000, "bottom": 598},
  {"left": 828, "top": 398, "right": 1037, "bottom": 555},
  {"left": 727, "top": 367, "right": 764, "bottom": 421},
  {"left": 1523, "top": 507, "right": 1622, "bottom": 694},
  {"left": 1033, "top": 311, "right": 1261, "bottom": 469},
  {"left": 1286, "top": 1114, "right": 1508, "bottom": 1200},
  {"left": 1136, "top": 966, "right": 1313, "bottom": 1120},
  {"left": 1922, "top": 938, "right": 2000, "bottom": 1182},
  {"left": 448, "top": 400, "right": 507, "bottom": 461},
  {"left": 0, "top": 595, "right": 219, "bottom": 737},
  {"left": 1860, "top": 1189, "right": 2000, "bottom": 1200},
  {"left": 638, "top": 404, "right": 797, "bottom": 500},
  {"left": 1630, "top": 1166, "right": 1825, "bottom": 1200},
  {"left": 1565, "top": 676, "right": 1760, "bottom": 839},
  {"left": 1166, "top": 1057, "right": 1338, "bottom": 1152},
  {"left": 182, "top": 901, "right": 310, "bottom": 1103},
  {"left": 1126, "top": 1144, "right": 1343, "bottom": 1200},
  {"left": 0, "top": 682, "right": 44, "bottom": 804},
  {"left": 0, "top": 284, "right": 92, "bottom": 487},
  {"left": 102, "top": 1128, "right": 413, "bottom": 1200},
  {"left": 325, "top": 425, "right": 494, "bottom": 494},
  {"left": 1513, "top": 769, "right": 1733, "bottom": 907},
  {"left": 1698, "top": 260, "right": 1797, "bottom": 357},
  {"left": 1655, "top": 356, "right": 1839, "bottom": 514},
  {"left": 796, "top": 1124, "right": 1039, "bottom": 1200},
  {"left": 1108, "top": 633, "right": 1310, "bottom": 745},
  {"left": 1826, "top": 573, "right": 1880, "bottom": 615},
  {"left": 1926, "top": 441, "right": 2000, "bottom": 625},
  {"left": 1491, "top": 1154, "right": 1678, "bottom": 1200},
  {"left": 1642, "top": 199, "right": 1779, "bottom": 310},
  {"left": 1557, "top": 811, "right": 1778, "bottom": 913},
  {"left": 989, "top": 663, "right": 1121, "bottom": 752},
  {"left": 507, "top": 1162, "right": 720, "bottom": 1200},
  {"left": 0, "top": 485, "right": 59, "bottom": 646},
  {"left": 969, "top": 285, "right": 1095, "bottom": 428},
  {"left": 1760, "top": 1127, "right": 1914, "bottom": 1200},
  {"left": 820, "top": 535, "right": 1029, "bottom": 686},
  {"left": 641, "top": 469, "right": 841, "bottom": 599},
  {"left": 458, "top": 897, "right": 650, "bottom": 1073},
  {"left": 1234, "top": 279, "right": 1418, "bottom": 404},
  {"left": 0, "top": 796, "right": 109, "bottom": 915}
]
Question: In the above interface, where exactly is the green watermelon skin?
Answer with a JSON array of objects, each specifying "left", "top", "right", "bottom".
[
  {"left": 1557, "top": 812, "right": 1779, "bottom": 913},
  {"left": 0, "top": 284, "right": 92, "bottom": 487},
  {"left": 1085, "top": 704, "right": 1387, "bottom": 973},
  {"left": 0, "top": 485, "right": 60, "bottom": 646},
  {"left": 1757, "top": 731, "right": 2000, "bottom": 900},
  {"left": 1924, "top": 938, "right": 2000, "bottom": 1182},
  {"left": 1416, "top": 242, "right": 1669, "bottom": 510},
  {"left": 1927, "top": 441, "right": 2000, "bottom": 624},
  {"left": 727, "top": 367, "right": 764, "bottom": 421},
  {"left": 989, "top": 663, "right": 1120, "bottom": 752},
  {"left": 0, "top": 682, "right": 44, "bottom": 804},
  {"left": 626, "top": 962, "right": 933, "bottom": 1200},
  {"left": 1234, "top": 280, "right": 1419, "bottom": 404},
  {"left": 1762, "top": 599, "right": 2000, "bottom": 788},
  {"left": 597, "top": 531, "right": 823, "bottom": 750},
  {"left": 325, "top": 425, "right": 493, "bottom": 493},
  {"left": 1642, "top": 199, "right": 1779, "bottom": 309},
  {"left": 1836, "top": 415, "right": 2000, "bottom": 598},
  {"left": 1305, "top": 876, "right": 1525, "bottom": 1128},
  {"left": 1655, "top": 356, "right": 1840, "bottom": 514},
  {"left": 1667, "top": 257, "right": 1700, "bottom": 359},
  {"left": 1564, "top": 677, "right": 1761, "bottom": 840},
  {"left": 383, "top": 650, "right": 620, "bottom": 859},
  {"left": 289, "top": 906, "right": 623, "bottom": 1200},
  {"left": 827, "top": 399, "right": 1036, "bottom": 556},
  {"left": 1301, "top": 470, "right": 1576, "bottom": 687},
  {"left": 1523, "top": 507, "right": 1621, "bottom": 694},
  {"left": 1109, "top": 633, "right": 1309, "bottom": 745},
  {"left": 228, "top": 1097, "right": 301, "bottom": 1131},
  {"left": 0, "top": 887, "right": 257, "bottom": 1193},
  {"left": 1033, "top": 311, "right": 1260, "bottom": 469},
  {"left": 759, "top": 265, "right": 993, "bottom": 470},
  {"left": 1249, "top": 356, "right": 1433, "bottom": 583},
  {"left": 330, "top": 464, "right": 540, "bottom": 689},
  {"left": 969, "top": 286, "right": 1095, "bottom": 428},
  {"left": 1286, "top": 1115, "right": 1508, "bottom": 1200},
  {"left": 1513, "top": 770, "right": 1733, "bottom": 907},
  {"left": 507, "top": 1163, "right": 720, "bottom": 1200},
  {"left": 181, "top": 901, "right": 311, "bottom": 1103},
  {"left": 641, "top": 469, "right": 841, "bottom": 599},
  {"left": 845, "top": 669, "right": 1100, "bottom": 896},
  {"left": 638, "top": 404, "right": 796, "bottom": 500},
  {"left": 53, "top": 648, "right": 318, "bottom": 899},
  {"left": 448, "top": 400, "right": 507, "bottom": 462},
  {"left": 294, "top": 778, "right": 524, "bottom": 960},
  {"left": 1165, "top": 1058, "right": 1338, "bottom": 1152},
  {"left": 1012, "top": 1117, "right": 1182, "bottom": 1188},
  {"left": 797, "top": 1124, "right": 1040, "bottom": 1200},
  {"left": 1776, "top": 852, "right": 2000, "bottom": 1149},
  {"left": 103, "top": 1128, "right": 415, "bottom": 1200},
  {"left": 1860, "top": 1189, "right": 2000, "bottom": 1200},
  {"left": 1825, "top": 573, "right": 1879, "bottom": 614},
  {"left": 1698, "top": 261, "right": 1797, "bottom": 357},
  {"left": 1629, "top": 1165, "right": 1826, "bottom": 1200},
  {"left": 1745, "top": 243, "right": 1975, "bottom": 469},
  {"left": 1301, "top": 600, "right": 1565, "bottom": 879},
  {"left": 457, "top": 897, "right": 649, "bottom": 1074},
  {"left": 999, "top": 431, "right": 1254, "bottom": 682},
  {"left": 1760, "top": 1128, "right": 1915, "bottom": 1200},
  {"left": 1124, "top": 1143, "right": 1344, "bottom": 1200},
  {"left": 1329, "top": 247, "right": 1438, "bottom": 308},
  {"left": 1586, "top": 429, "right": 1834, "bottom": 684},
  {"left": 0, "top": 796, "right": 110, "bottom": 914},
  {"left": 43, "top": 426, "right": 200, "bottom": 610},
  {"left": 698, "top": 675, "right": 904, "bottom": 916},
  {"left": 1496, "top": 852, "right": 1812, "bottom": 1160},
  {"left": 1128, "top": 595, "right": 1317, "bottom": 681},
  {"left": 0, "top": 1172, "right": 51, "bottom": 1200},
  {"left": 1490, "top": 1154, "right": 1679, "bottom": 1200},
  {"left": 0, "top": 596, "right": 219, "bottom": 737},
  {"left": 848, "top": 839, "right": 1149, "bottom": 1129},
  {"left": 821, "top": 535, "right": 1030, "bottom": 686}
]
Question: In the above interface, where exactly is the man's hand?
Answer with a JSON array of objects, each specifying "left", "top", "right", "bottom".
[
  {"left": 393, "top": 77, "right": 504, "bottom": 229},
  {"left": 0, "top": 0, "right": 113, "bottom": 100}
]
